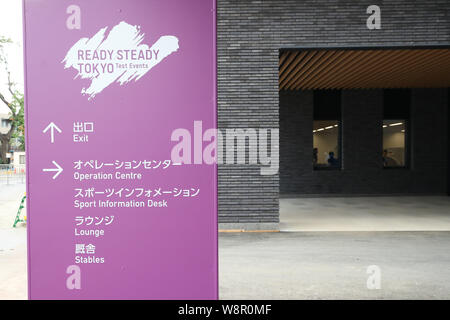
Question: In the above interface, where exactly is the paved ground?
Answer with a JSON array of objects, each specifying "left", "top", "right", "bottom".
[
  {"left": 281, "top": 196, "right": 450, "bottom": 231},
  {"left": 1, "top": 188, "right": 450, "bottom": 299},
  {"left": 0, "top": 184, "right": 26, "bottom": 229},
  {"left": 0, "top": 184, "right": 27, "bottom": 300},
  {"left": 219, "top": 232, "right": 450, "bottom": 299}
]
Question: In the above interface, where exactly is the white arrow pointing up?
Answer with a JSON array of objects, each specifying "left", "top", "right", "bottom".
[
  {"left": 43, "top": 122, "right": 62, "bottom": 143},
  {"left": 42, "top": 161, "right": 63, "bottom": 179}
]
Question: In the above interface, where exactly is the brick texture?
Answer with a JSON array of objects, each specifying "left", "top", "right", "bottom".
[
  {"left": 217, "top": 0, "right": 450, "bottom": 223},
  {"left": 279, "top": 89, "right": 448, "bottom": 195}
]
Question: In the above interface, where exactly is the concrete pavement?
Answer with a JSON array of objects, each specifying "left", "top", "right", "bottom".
[
  {"left": 0, "top": 184, "right": 27, "bottom": 300},
  {"left": 219, "top": 231, "right": 450, "bottom": 299},
  {"left": 281, "top": 196, "right": 450, "bottom": 231}
]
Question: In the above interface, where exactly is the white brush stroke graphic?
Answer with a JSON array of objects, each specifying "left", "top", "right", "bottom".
[{"left": 62, "top": 21, "right": 179, "bottom": 99}]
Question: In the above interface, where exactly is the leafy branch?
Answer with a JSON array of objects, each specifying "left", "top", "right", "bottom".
[{"left": 0, "top": 36, "right": 25, "bottom": 163}]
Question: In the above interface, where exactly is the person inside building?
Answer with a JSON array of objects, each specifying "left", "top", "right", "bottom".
[
  {"left": 313, "top": 148, "right": 318, "bottom": 166},
  {"left": 327, "top": 151, "right": 339, "bottom": 167},
  {"left": 383, "top": 149, "right": 398, "bottom": 167}
]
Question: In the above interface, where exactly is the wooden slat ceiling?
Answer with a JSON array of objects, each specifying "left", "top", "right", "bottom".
[{"left": 279, "top": 48, "right": 450, "bottom": 90}]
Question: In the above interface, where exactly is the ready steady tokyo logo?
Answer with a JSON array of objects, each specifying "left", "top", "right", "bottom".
[{"left": 62, "top": 21, "right": 179, "bottom": 99}]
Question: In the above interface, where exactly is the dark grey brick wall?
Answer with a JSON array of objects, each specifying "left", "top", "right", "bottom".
[
  {"left": 217, "top": 0, "right": 450, "bottom": 223},
  {"left": 448, "top": 88, "right": 450, "bottom": 196},
  {"left": 279, "top": 89, "right": 448, "bottom": 195}
]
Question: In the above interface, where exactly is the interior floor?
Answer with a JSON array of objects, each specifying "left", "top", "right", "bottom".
[{"left": 280, "top": 196, "right": 450, "bottom": 232}]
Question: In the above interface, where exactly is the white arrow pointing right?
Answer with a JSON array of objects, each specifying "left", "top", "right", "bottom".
[{"left": 42, "top": 161, "right": 63, "bottom": 179}]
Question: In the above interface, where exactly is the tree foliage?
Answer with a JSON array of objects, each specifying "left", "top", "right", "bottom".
[{"left": 0, "top": 36, "right": 25, "bottom": 164}]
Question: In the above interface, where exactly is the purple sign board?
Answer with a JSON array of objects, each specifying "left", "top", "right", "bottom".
[{"left": 23, "top": 0, "right": 217, "bottom": 299}]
